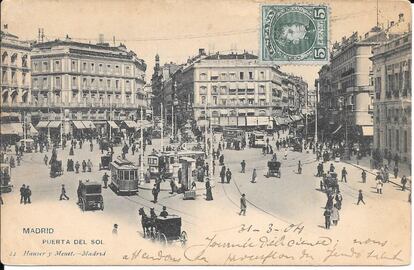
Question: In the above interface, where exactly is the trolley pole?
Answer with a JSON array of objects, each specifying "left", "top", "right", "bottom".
[
  {"left": 140, "top": 107, "right": 144, "bottom": 182},
  {"left": 161, "top": 102, "right": 164, "bottom": 151}
]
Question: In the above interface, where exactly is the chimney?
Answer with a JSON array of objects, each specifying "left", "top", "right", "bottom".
[
  {"left": 199, "top": 48, "right": 205, "bottom": 55},
  {"left": 98, "top": 33, "right": 104, "bottom": 44}
]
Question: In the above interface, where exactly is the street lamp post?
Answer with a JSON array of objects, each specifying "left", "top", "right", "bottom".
[
  {"left": 343, "top": 97, "right": 350, "bottom": 160},
  {"left": 140, "top": 107, "right": 144, "bottom": 181},
  {"left": 161, "top": 102, "right": 164, "bottom": 151}
]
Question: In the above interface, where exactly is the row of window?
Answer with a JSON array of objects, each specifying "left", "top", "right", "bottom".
[
  {"left": 199, "top": 110, "right": 268, "bottom": 117},
  {"left": 32, "top": 59, "right": 133, "bottom": 76},
  {"left": 1, "top": 51, "right": 29, "bottom": 67},
  {"left": 32, "top": 76, "right": 133, "bottom": 90},
  {"left": 199, "top": 96, "right": 267, "bottom": 106},
  {"left": 199, "top": 71, "right": 267, "bottom": 81},
  {"left": 199, "top": 85, "right": 267, "bottom": 95}
]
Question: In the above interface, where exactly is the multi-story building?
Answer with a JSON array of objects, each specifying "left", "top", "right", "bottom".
[
  {"left": 152, "top": 49, "right": 306, "bottom": 130},
  {"left": 0, "top": 28, "right": 31, "bottom": 107},
  {"left": 371, "top": 32, "right": 411, "bottom": 163},
  {"left": 29, "top": 37, "right": 147, "bottom": 136}
]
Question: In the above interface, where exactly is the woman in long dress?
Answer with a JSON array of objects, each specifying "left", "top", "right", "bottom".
[
  {"left": 330, "top": 204, "right": 340, "bottom": 225},
  {"left": 205, "top": 180, "right": 213, "bottom": 201}
]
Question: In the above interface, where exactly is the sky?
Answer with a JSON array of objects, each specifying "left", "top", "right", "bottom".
[{"left": 1, "top": 0, "right": 411, "bottom": 89}]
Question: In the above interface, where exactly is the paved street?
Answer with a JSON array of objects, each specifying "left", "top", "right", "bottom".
[{"left": 1, "top": 133, "right": 410, "bottom": 244}]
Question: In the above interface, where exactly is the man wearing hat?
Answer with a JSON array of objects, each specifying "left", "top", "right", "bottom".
[
  {"left": 239, "top": 194, "right": 247, "bottom": 216},
  {"left": 160, "top": 206, "right": 169, "bottom": 218}
]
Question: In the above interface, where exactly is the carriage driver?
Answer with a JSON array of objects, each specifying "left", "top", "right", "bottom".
[{"left": 160, "top": 206, "right": 169, "bottom": 218}]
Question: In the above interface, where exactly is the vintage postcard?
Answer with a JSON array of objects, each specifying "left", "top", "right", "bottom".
[{"left": 0, "top": 0, "right": 411, "bottom": 266}]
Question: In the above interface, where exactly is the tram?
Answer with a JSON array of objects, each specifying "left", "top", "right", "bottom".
[{"left": 109, "top": 157, "right": 139, "bottom": 195}]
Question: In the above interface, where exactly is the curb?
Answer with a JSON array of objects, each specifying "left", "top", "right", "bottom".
[{"left": 342, "top": 160, "right": 408, "bottom": 190}]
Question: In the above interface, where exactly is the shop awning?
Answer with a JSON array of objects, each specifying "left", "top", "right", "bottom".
[
  {"left": 48, "top": 121, "right": 62, "bottom": 128},
  {"left": 362, "top": 126, "right": 373, "bottom": 136},
  {"left": 257, "top": 116, "right": 270, "bottom": 126},
  {"left": 136, "top": 120, "right": 152, "bottom": 129},
  {"left": 82, "top": 121, "right": 96, "bottom": 129},
  {"left": 123, "top": 120, "right": 137, "bottom": 129},
  {"left": 72, "top": 121, "right": 86, "bottom": 129},
  {"left": 36, "top": 121, "right": 50, "bottom": 128},
  {"left": 107, "top": 121, "right": 119, "bottom": 129},
  {"left": 0, "top": 123, "right": 19, "bottom": 135},
  {"left": 332, "top": 125, "right": 343, "bottom": 135},
  {"left": 28, "top": 123, "right": 38, "bottom": 135}
]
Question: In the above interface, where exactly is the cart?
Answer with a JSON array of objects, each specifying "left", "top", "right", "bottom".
[
  {"left": 50, "top": 160, "right": 63, "bottom": 178},
  {"left": 153, "top": 215, "right": 188, "bottom": 246},
  {"left": 99, "top": 153, "right": 113, "bottom": 170},
  {"left": 0, "top": 163, "right": 13, "bottom": 193},
  {"left": 266, "top": 160, "right": 281, "bottom": 178},
  {"left": 78, "top": 181, "right": 104, "bottom": 211}
]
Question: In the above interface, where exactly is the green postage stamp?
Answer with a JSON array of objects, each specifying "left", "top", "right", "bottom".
[{"left": 261, "top": 4, "right": 329, "bottom": 63}]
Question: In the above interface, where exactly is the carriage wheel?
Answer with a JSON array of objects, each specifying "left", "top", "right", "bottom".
[
  {"left": 100, "top": 201, "right": 104, "bottom": 211},
  {"left": 157, "top": 232, "right": 167, "bottom": 245},
  {"left": 180, "top": 231, "right": 188, "bottom": 246}
]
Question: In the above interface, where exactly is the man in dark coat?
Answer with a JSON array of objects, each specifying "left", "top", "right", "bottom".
[
  {"left": 226, "top": 168, "right": 232, "bottom": 184},
  {"left": 205, "top": 180, "right": 213, "bottom": 201},
  {"left": 102, "top": 172, "right": 109, "bottom": 188},
  {"left": 152, "top": 185, "right": 159, "bottom": 203},
  {"left": 241, "top": 160, "right": 246, "bottom": 173},
  {"left": 219, "top": 154, "right": 224, "bottom": 166},
  {"left": 323, "top": 209, "right": 331, "bottom": 229},
  {"left": 220, "top": 166, "right": 226, "bottom": 183},
  {"left": 60, "top": 184, "right": 69, "bottom": 200},
  {"left": 341, "top": 167, "right": 347, "bottom": 182},
  {"left": 357, "top": 189, "right": 365, "bottom": 205},
  {"left": 20, "top": 184, "right": 26, "bottom": 204},
  {"left": 25, "top": 186, "right": 31, "bottom": 204}
]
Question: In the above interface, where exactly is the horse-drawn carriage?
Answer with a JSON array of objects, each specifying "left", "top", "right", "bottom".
[
  {"left": 0, "top": 163, "right": 13, "bottom": 193},
  {"left": 99, "top": 153, "right": 113, "bottom": 170},
  {"left": 77, "top": 181, "right": 104, "bottom": 211},
  {"left": 50, "top": 160, "right": 63, "bottom": 178},
  {"left": 266, "top": 160, "right": 281, "bottom": 178},
  {"left": 138, "top": 208, "right": 187, "bottom": 246},
  {"left": 323, "top": 172, "right": 339, "bottom": 193}
]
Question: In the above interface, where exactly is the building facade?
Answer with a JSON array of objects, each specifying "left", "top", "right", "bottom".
[
  {"left": 371, "top": 32, "right": 411, "bottom": 163},
  {"left": 0, "top": 29, "right": 31, "bottom": 107},
  {"left": 153, "top": 49, "right": 307, "bottom": 130},
  {"left": 29, "top": 37, "right": 147, "bottom": 136}
]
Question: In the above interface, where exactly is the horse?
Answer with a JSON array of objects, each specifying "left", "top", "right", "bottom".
[{"left": 138, "top": 208, "right": 155, "bottom": 238}]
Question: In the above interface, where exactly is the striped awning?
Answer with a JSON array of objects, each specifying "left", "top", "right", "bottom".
[
  {"left": 82, "top": 121, "right": 96, "bottom": 129},
  {"left": 48, "top": 121, "right": 62, "bottom": 128},
  {"left": 0, "top": 123, "right": 19, "bottom": 135},
  {"left": 136, "top": 120, "right": 152, "bottom": 129},
  {"left": 107, "top": 121, "right": 119, "bottom": 129},
  {"left": 72, "top": 121, "right": 86, "bottom": 129},
  {"left": 123, "top": 120, "right": 137, "bottom": 129},
  {"left": 36, "top": 121, "right": 50, "bottom": 128}
]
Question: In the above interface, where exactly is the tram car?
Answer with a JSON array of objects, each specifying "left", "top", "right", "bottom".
[
  {"left": 78, "top": 181, "right": 104, "bottom": 211},
  {"left": 0, "top": 163, "right": 13, "bottom": 193},
  {"left": 109, "top": 157, "right": 139, "bottom": 195},
  {"left": 99, "top": 153, "right": 113, "bottom": 170},
  {"left": 223, "top": 128, "right": 245, "bottom": 150},
  {"left": 250, "top": 131, "right": 266, "bottom": 148},
  {"left": 153, "top": 215, "right": 188, "bottom": 246},
  {"left": 147, "top": 150, "right": 205, "bottom": 180}
]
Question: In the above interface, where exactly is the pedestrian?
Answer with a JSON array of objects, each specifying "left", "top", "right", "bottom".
[
  {"left": 60, "top": 184, "right": 69, "bottom": 200},
  {"left": 102, "top": 172, "right": 109, "bottom": 188},
  {"left": 90, "top": 142, "right": 93, "bottom": 152},
  {"left": 205, "top": 179, "right": 213, "bottom": 201},
  {"left": 82, "top": 160, "right": 87, "bottom": 172},
  {"left": 239, "top": 194, "right": 247, "bottom": 216},
  {"left": 401, "top": 175, "right": 408, "bottom": 191},
  {"left": 20, "top": 184, "right": 26, "bottom": 204},
  {"left": 284, "top": 149, "right": 288, "bottom": 160},
  {"left": 335, "top": 191, "right": 343, "bottom": 210},
  {"left": 112, "top": 224, "right": 118, "bottom": 235},
  {"left": 297, "top": 160, "right": 302, "bottom": 174},
  {"left": 331, "top": 204, "right": 340, "bottom": 226},
  {"left": 251, "top": 168, "right": 257, "bottom": 183},
  {"left": 323, "top": 208, "right": 331, "bottom": 229},
  {"left": 169, "top": 179, "right": 176, "bottom": 194},
  {"left": 329, "top": 163, "right": 335, "bottom": 173},
  {"left": 341, "top": 167, "right": 347, "bottom": 182},
  {"left": 376, "top": 180, "right": 383, "bottom": 194},
  {"left": 220, "top": 166, "right": 226, "bottom": 183},
  {"left": 361, "top": 170, "right": 367, "bottom": 183},
  {"left": 75, "top": 161, "right": 80, "bottom": 173},
  {"left": 205, "top": 162, "right": 209, "bottom": 177},
  {"left": 152, "top": 184, "right": 159, "bottom": 203},
  {"left": 69, "top": 146, "right": 74, "bottom": 156},
  {"left": 394, "top": 166, "right": 399, "bottom": 179},
  {"left": 219, "top": 154, "right": 224, "bottom": 166},
  {"left": 25, "top": 186, "right": 31, "bottom": 204},
  {"left": 16, "top": 155, "right": 21, "bottom": 166},
  {"left": 357, "top": 189, "right": 365, "bottom": 205},
  {"left": 241, "top": 160, "right": 246, "bottom": 173},
  {"left": 226, "top": 168, "right": 232, "bottom": 184},
  {"left": 160, "top": 206, "right": 169, "bottom": 217},
  {"left": 44, "top": 155, "right": 48, "bottom": 166},
  {"left": 87, "top": 159, "right": 93, "bottom": 172}
]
